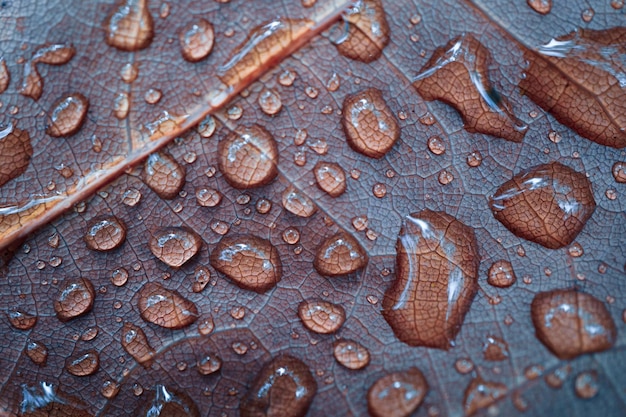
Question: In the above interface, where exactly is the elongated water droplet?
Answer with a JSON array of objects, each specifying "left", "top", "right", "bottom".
[
  {"left": 487, "top": 260, "right": 516, "bottom": 288},
  {"left": 336, "top": 0, "right": 390, "bottom": 63},
  {"left": 6, "top": 308, "right": 37, "bottom": 330},
  {"left": 180, "top": 18, "right": 214, "bottom": 62},
  {"left": 137, "top": 282, "right": 199, "bottom": 329},
  {"left": 46, "top": 93, "right": 89, "bottom": 137},
  {"left": 282, "top": 186, "right": 317, "bottom": 217},
  {"left": 314, "top": 232, "right": 367, "bottom": 277},
  {"left": 84, "top": 216, "right": 127, "bottom": 252},
  {"left": 367, "top": 368, "right": 428, "bottom": 417},
  {"left": 54, "top": 278, "right": 95, "bottom": 322},
  {"left": 313, "top": 161, "right": 346, "bottom": 197},
  {"left": 0, "top": 57, "right": 9, "bottom": 94},
  {"left": 26, "top": 340, "right": 48, "bottom": 366},
  {"left": 0, "top": 123, "right": 33, "bottom": 187},
  {"left": 463, "top": 378, "right": 507, "bottom": 416},
  {"left": 149, "top": 227, "right": 201, "bottom": 268},
  {"left": 19, "top": 43, "right": 75, "bottom": 100},
  {"left": 113, "top": 92, "right": 130, "bottom": 119},
  {"left": 121, "top": 322, "right": 155, "bottom": 367},
  {"left": 143, "top": 152, "right": 186, "bottom": 199},
  {"left": 298, "top": 299, "right": 345, "bottom": 334},
  {"left": 66, "top": 350, "right": 99, "bottom": 376},
  {"left": 104, "top": 0, "right": 154, "bottom": 51},
  {"left": 333, "top": 339, "right": 370, "bottom": 370}
]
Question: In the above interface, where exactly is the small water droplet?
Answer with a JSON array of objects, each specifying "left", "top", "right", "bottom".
[
  {"left": 305, "top": 86, "right": 319, "bottom": 99},
  {"left": 256, "top": 198, "right": 272, "bottom": 214},
  {"left": 294, "top": 128, "right": 308, "bottom": 146},
  {"left": 524, "top": 364, "right": 544, "bottom": 380},
  {"left": 282, "top": 227, "right": 300, "bottom": 245},
  {"left": 66, "top": 350, "right": 99, "bottom": 376},
  {"left": 258, "top": 89, "right": 282, "bottom": 115},
  {"left": 25, "top": 340, "right": 48, "bottom": 366},
  {"left": 527, "top": 0, "right": 552, "bottom": 14},
  {"left": 210, "top": 220, "right": 230, "bottom": 235},
  {"left": 455, "top": 358, "right": 474, "bottom": 374},
  {"left": 180, "top": 18, "right": 214, "bottom": 62},
  {"left": 314, "top": 232, "right": 368, "bottom": 276},
  {"left": 294, "top": 149, "right": 307, "bottom": 166},
  {"left": 282, "top": 186, "right": 317, "bottom": 217},
  {"left": 466, "top": 150, "right": 483, "bottom": 167},
  {"left": 367, "top": 368, "right": 428, "bottom": 417},
  {"left": 483, "top": 335, "right": 509, "bottom": 361},
  {"left": 366, "top": 294, "right": 378, "bottom": 305},
  {"left": 611, "top": 161, "right": 626, "bottom": 183},
  {"left": 313, "top": 161, "right": 346, "bottom": 197},
  {"left": 352, "top": 215, "right": 368, "bottom": 231},
  {"left": 54, "top": 278, "right": 95, "bottom": 322},
  {"left": 574, "top": 370, "right": 599, "bottom": 399},
  {"left": 278, "top": 69, "right": 297, "bottom": 86},
  {"left": 232, "top": 341, "right": 248, "bottom": 355},
  {"left": 197, "top": 115, "right": 216, "bottom": 138},
  {"left": 438, "top": 170, "right": 454, "bottom": 185},
  {"left": 104, "top": 0, "right": 154, "bottom": 51},
  {"left": 419, "top": 112, "right": 436, "bottom": 125},
  {"left": 605, "top": 188, "right": 617, "bottom": 200},
  {"left": 487, "top": 260, "right": 516, "bottom": 288},
  {"left": 427, "top": 136, "right": 446, "bottom": 155},
  {"left": 137, "top": 282, "right": 198, "bottom": 329},
  {"left": 581, "top": 7, "right": 594, "bottom": 22},
  {"left": 197, "top": 354, "right": 222, "bottom": 375},
  {"left": 144, "top": 88, "right": 162, "bottom": 104},
  {"left": 111, "top": 268, "right": 129, "bottom": 287},
  {"left": 333, "top": 339, "right": 370, "bottom": 370},
  {"left": 227, "top": 105, "right": 243, "bottom": 120},
  {"left": 0, "top": 57, "right": 9, "bottom": 94},
  {"left": 113, "top": 92, "right": 130, "bottom": 119},
  {"left": 611, "top": 0, "right": 624, "bottom": 9},
  {"left": 307, "top": 137, "right": 328, "bottom": 155},
  {"left": 463, "top": 378, "right": 507, "bottom": 416},
  {"left": 46, "top": 93, "right": 89, "bottom": 137},
  {"left": 122, "top": 187, "right": 142, "bottom": 206},
  {"left": 84, "top": 216, "right": 127, "bottom": 252},
  {"left": 120, "top": 62, "right": 139, "bottom": 83},
  {"left": 196, "top": 187, "right": 221, "bottom": 207},
  {"left": 548, "top": 130, "right": 561, "bottom": 143},
  {"left": 372, "top": 183, "right": 387, "bottom": 198},
  {"left": 568, "top": 242, "right": 584, "bottom": 257}
]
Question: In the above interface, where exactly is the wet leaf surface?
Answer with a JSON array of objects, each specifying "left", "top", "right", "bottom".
[{"left": 0, "top": 1, "right": 625, "bottom": 416}]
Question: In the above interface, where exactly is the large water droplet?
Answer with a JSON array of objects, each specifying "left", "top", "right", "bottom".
[
  {"left": 487, "top": 260, "right": 516, "bottom": 288},
  {"left": 54, "top": 278, "right": 95, "bottom": 322},
  {"left": 463, "top": 378, "right": 507, "bottom": 416},
  {"left": 240, "top": 355, "right": 317, "bottom": 417},
  {"left": 342, "top": 88, "right": 399, "bottom": 159},
  {"left": 0, "top": 123, "right": 33, "bottom": 187},
  {"left": 65, "top": 350, "right": 99, "bottom": 377},
  {"left": 180, "top": 18, "right": 214, "bottom": 62},
  {"left": 149, "top": 227, "right": 202, "bottom": 268},
  {"left": 26, "top": 340, "right": 48, "bottom": 366},
  {"left": 282, "top": 186, "right": 317, "bottom": 217},
  {"left": 382, "top": 210, "right": 479, "bottom": 349},
  {"left": 531, "top": 289, "right": 616, "bottom": 359},
  {"left": 298, "top": 299, "right": 345, "bottom": 334},
  {"left": 489, "top": 162, "right": 596, "bottom": 249},
  {"left": 218, "top": 125, "right": 278, "bottom": 189},
  {"left": 333, "top": 339, "right": 370, "bottom": 370},
  {"left": 527, "top": 0, "right": 552, "bottom": 14},
  {"left": 313, "top": 161, "right": 346, "bottom": 197},
  {"left": 137, "top": 282, "right": 199, "bottom": 329},
  {"left": 336, "top": 0, "right": 390, "bottom": 63},
  {"left": 46, "top": 93, "right": 89, "bottom": 137},
  {"left": 84, "top": 216, "right": 127, "bottom": 252},
  {"left": 19, "top": 43, "right": 75, "bottom": 100},
  {"left": 314, "top": 232, "right": 367, "bottom": 277},
  {"left": 104, "top": 0, "right": 154, "bottom": 52},
  {"left": 121, "top": 322, "right": 155, "bottom": 367},
  {"left": 136, "top": 385, "right": 200, "bottom": 417},
  {"left": 367, "top": 368, "right": 428, "bottom": 417},
  {"left": 143, "top": 152, "right": 186, "bottom": 199},
  {"left": 210, "top": 234, "right": 282, "bottom": 293}
]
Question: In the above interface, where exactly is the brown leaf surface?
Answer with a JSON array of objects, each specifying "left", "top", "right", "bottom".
[{"left": 1, "top": 1, "right": 625, "bottom": 416}]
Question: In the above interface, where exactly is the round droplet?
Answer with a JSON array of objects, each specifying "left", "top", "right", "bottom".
[
  {"left": 104, "top": 0, "right": 154, "bottom": 51},
  {"left": 282, "top": 227, "right": 300, "bottom": 245},
  {"left": 574, "top": 370, "right": 599, "bottom": 399},
  {"left": 0, "top": 124, "right": 33, "bottom": 187},
  {"left": 314, "top": 232, "right": 368, "bottom": 277},
  {"left": 54, "top": 278, "right": 95, "bottom": 322},
  {"left": 197, "top": 354, "right": 222, "bottom": 375},
  {"left": 197, "top": 115, "right": 216, "bottom": 138},
  {"left": 46, "top": 93, "right": 89, "bottom": 137},
  {"left": 144, "top": 88, "right": 162, "bottom": 104},
  {"left": 427, "top": 136, "right": 446, "bottom": 155},
  {"left": 531, "top": 289, "right": 617, "bottom": 359},
  {"left": 568, "top": 242, "right": 584, "bottom": 257},
  {"left": 282, "top": 186, "right": 317, "bottom": 217},
  {"left": 84, "top": 216, "right": 127, "bottom": 252},
  {"left": 26, "top": 340, "right": 48, "bottom": 366},
  {"left": 196, "top": 187, "right": 221, "bottom": 207},
  {"left": 122, "top": 188, "right": 142, "bottom": 206},
  {"left": 120, "top": 62, "right": 139, "bottom": 83},
  {"left": 483, "top": 336, "right": 509, "bottom": 361},
  {"left": 342, "top": 88, "right": 399, "bottom": 159},
  {"left": 612, "top": 161, "right": 626, "bottom": 183},
  {"left": 463, "top": 377, "right": 507, "bottom": 416},
  {"left": 66, "top": 350, "right": 99, "bottom": 376},
  {"left": 352, "top": 215, "right": 368, "bottom": 231},
  {"left": 313, "top": 161, "right": 346, "bottom": 197},
  {"left": 101, "top": 380, "right": 120, "bottom": 399},
  {"left": 278, "top": 69, "right": 296, "bottom": 86},
  {"left": 258, "top": 89, "right": 282, "bottom": 115},
  {"left": 111, "top": 267, "right": 129, "bottom": 286},
  {"left": 455, "top": 358, "right": 474, "bottom": 374},
  {"left": 438, "top": 170, "right": 454, "bottom": 185},
  {"left": 367, "top": 368, "right": 428, "bottom": 417},
  {"left": 487, "top": 260, "right": 516, "bottom": 288},
  {"left": 198, "top": 317, "right": 215, "bottom": 335},
  {"left": 180, "top": 18, "right": 214, "bottom": 62},
  {"left": 373, "top": 183, "right": 387, "bottom": 198},
  {"left": 143, "top": 152, "right": 186, "bottom": 200},
  {"left": 527, "top": 0, "right": 552, "bottom": 14},
  {"left": 149, "top": 227, "right": 202, "bottom": 268},
  {"left": 121, "top": 322, "right": 156, "bottom": 367},
  {"left": 240, "top": 355, "right": 317, "bottom": 417},
  {"left": 218, "top": 125, "right": 278, "bottom": 189},
  {"left": 6, "top": 308, "right": 37, "bottom": 330},
  {"left": 581, "top": 7, "right": 594, "bottom": 22},
  {"left": 305, "top": 86, "right": 319, "bottom": 99},
  {"left": 232, "top": 341, "right": 248, "bottom": 355},
  {"left": 137, "top": 282, "right": 199, "bottom": 329},
  {"left": 210, "top": 234, "right": 282, "bottom": 293},
  {"left": 210, "top": 220, "right": 230, "bottom": 235},
  {"left": 466, "top": 151, "right": 483, "bottom": 167},
  {"left": 298, "top": 299, "right": 345, "bottom": 334},
  {"left": 612, "top": 0, "right": 624, "bottom": 9},
  {"left": 230, "top": 306, "right": 245, "bottom": 320},
  {"left": 256, "top": 198, "right": 272, "bottom": 214},
  {"left": 227, "top": 105, "right": 243, "bottom": 120},
  {"left": 333, "top": 339, "right": 370, "bottom": 370}
]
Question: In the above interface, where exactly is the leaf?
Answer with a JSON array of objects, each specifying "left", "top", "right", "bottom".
[{"left": 0, "top": 1, "right": 625, "bottom": 416}]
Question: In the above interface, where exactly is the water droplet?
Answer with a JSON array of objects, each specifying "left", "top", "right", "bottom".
[
  {"left": 487, "top": 260, "right": 516, "bottom": 288},
  {"left": 314, "top": 232, "right": 368, "bottom": 277},
  {"left": 527, "top": 0, "right": 552, "bottom": 14},
  {"left": 236, "top": 193, "right": 251, "bottom": 205},
  {"left": 230, "top": 306, "right": 245, "bottom": 320},
  {"left": 544, "top": 365, "right": 571, "bottom": 389},
  {"left": 333, "top": 339, "right": 370, "bottom": 370},
  {"left": 372, "top": 183, "right": 387, "bottom": 198},
  {"left": 241, "top": 355, "right": 317, "bottom": 417},
  {"left": 143, "top": 152, "right": 186, "bottom": 199},
  {"left": 581, "top": 7, "right": 594, "bottom": 22},
  {"left": 294, "top": 149, "right": 307, "bottom": 166},
  {"left": 466, "top": 150, "right": 483, "bottom": 168},
  {"left": 612, "top": 161, "right": 626, "bottom": 183},
  {"left": 302, "top": 0, "right": 316, "bottom": 6},
  {"left": 611, "top": 0, "right": 624, "bottom": 9},
  {"left": 524, "top": 364, "right": 544, "bottom": 380},
  {"left": 282, "top": 227, "right": 300, "bottom": 245},
  {"left": 352, "top": 215, "right": 368, "bottom": 231},
  {"left": 218, "top": 125, "right": 278, "bottom": 189},
  {"left": 278, "top": 69, "right": 297, "bottom": 86},
  {"left": 0, "top": 57, "right": 9, "bottom": 94},
  {"left": 282, "top": 186, "right": 317, "bottom": 217},
  {"left": 438, "top": 169, "right": 454, "bottom": 185},
  {"left": 195, "top": 187, "right": 221, "bottom": 207},
  {"left": 336, "top": 0, "right": 390, "bottom": 63},
  {"left": 294, "top": 128, "right": 308, "bottom": 146},
  {"left": 307, "top": 137, "right": 328, "bottom": 155},
  {"left": 137, "top": 282, "right": 198, "bottom": 329},
  {"left": 137, "top": 385, "right": 199, "bottom": 416},
  {"left": 313, "top": 161, "right": 346, "bottom": 197},
  {"left": 463, "top": 377, "right": 507, "bottom": 416},
  {"left": 6, "top": 308, "right": 37, "bottom": 330},
  {"left": 568, "top": 242, "right": 584, "bottom": 257},
  {"left": 574, "top": 370, "right": 599, "bottom": 399},
  {"left": 455, "top": 358, "right": 474, "bottom": 374},
  {"left": 25, "top": 340, "right": 48, "bottom": 366},
  {"left": 104, "top": 0, "right": 154, "bottom": 51},
  {"left": 54, "top": 278, "right": 95, "bottom": 322},
  {"left": 305, "top": 86, "right": 319, "bottom": 99},
  {"left": 256, "top": 198, "right": 272, "bottom": 214},
  {"left": 111, "top": 267, "right": 129, "bottom": 287},
  {"left": 180, "top": 18, "right": 214, "bottom": 62},
  {"left": 84, "top": 216, "right": 126, "bottom": 252},
  {"left": 197, "top": 115, "right": 216, "bottom": 138},
  {"left": 326, "top": 72, "right": 340, "bottom": 91},
  {"left": 120, "top": 62, "right": 139, "bottom": 83},
  {"left": 101, "top": 380, "right": 120, "bottom": 399},
  {"left": 122, "top": 187, "right": 142, "bottom": 206},
  {"left": 298, "top": 299, "right": 345, "bottom": 334},
  {"left": 144, "top": 88, "right": 162, "bottom": 104},
  {"left": 489, "top": 162, "right": 595, "bottom": 249},
  {"left": 46, "top": 93, "right": 89, "bottom": 138},
  {"left": 149, "top": 227, "right": 201, "bottom": 268},
  {"left": 0, "top": 124, "right": 33, "bottom": 187},
  {"left": 114, "top": 92, "right": 130, "bottom": 119},
  {"left": 198, "top": 317, "right": 215, "bottom": 335},
  {"left": 66, "top": 350, "right": 99, "bottom": 376},
  {"left": 531, "top": 289, "right": 616, "bottom": 359},
  {"left": 197, "top": 354, "right": 222, "bottom": 375},
  {"left": 483, "top": 336, "right": 509, "bottom": 361},
  {"left": 258, "top": 89, "right": 282, "bottom": 115},
  {"left": 427, "top": 136, "right": 446, "bottom": 155},
  {"left": 367, "top": 368, "right": 428, "bottom": 417},
  {"left": 232, "top": 341, "right": 248, "bottom": 355},
  {"left": 383, "top": 210, "right": 479, "bottom": 349},
  {"left": 120, "top": 322, "right": 156, "bottom": 367},
  {"left": 210, "top": 234, "right": 282, "bottom": 293},
  {"left": 342, "top": 88, "right": 399, "bottom": 159}
]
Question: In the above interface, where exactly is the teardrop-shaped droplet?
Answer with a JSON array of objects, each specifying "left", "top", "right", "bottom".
[
  {"left": 258, "top": 89, "right": 282, "bottom": 115},
  {"left": 65, "top": 350, "right": 99, "bottom": 377},
  {"left": 333, "top": 339, "right": 370, "bottom": 370},
  {"left": 210, "top": 234, "right": 282, "bottom": 293},
  {"left": 527, "top": 0, "right": 552, "bottom": 14},
  {"left": 218, "top": 125, "right": 278, "bottom": 189},
  {"left": 0, "top": 123, "right": 33, "bottom": 187},
  {"left": 326, "top": 72, "right": 340, "bottom": 92},
  {"left": 46, "top": 93, "right": 89, "bottom": 137},
  {"left": 136, "top": 385, "right": 200, "bottom": 417},
  {"left": 482, "top": 335, "right": 509, "bottom": 361},
  {"left": 0, "top": 57, "right": 9, "bottom": 94},
  {"left": 314, "top": 232, "right": 367, "bottom": 277},
  {"left": 463, "top": 378, "right": 507, "bottom": 416},
  {"left": 7, "top": 308, "right": 37, "bottom": 330},
  {"left": 531, "top": 289, "right": 616, "bottom": 360},
  {"left": 54, "top": 278, "right": 95, "bottom": 322},
  {"left": 197, "top": 354, "right": 222, "bottom": 375},
  {"left": 104, "top": 0, "right": 154, "bottom": 52},
  {"left": 313, "top": 161, "right": 346, "bottom": 197},
  {"left": 382, "top": 210, "right": 479, "bottom": 349},
  {"left": 19, "top": 63, "right": 42, "bottom": 100},
  {"left": 25, "top": 340, "right": 48, "bottom": 366},
  {"left": 487, "top": 260, "right": 516, "bottom": 288},
  {"left": 148, "top": 227, "right": 202, "bottom": 268},
  {"left": 298, "top": 299, "right": 346, "bottom": 334},
  {"left": 240, "top": 355, "right": 317, "bottom": 417},
  {"left": 121, "top": 322, "right": 156, "bottom": 367},
  {"left": 367, "top": 368, "right": 428, "bottom": 417},
  {"left": 137, "top": 282, "right": 199, "bottom": 329},
  {"left": 142, "top": 152, "right": 186, "bottom": 199},
  {"left": 342, "top": 88, "right": 399, "bottom": 159},
  {"left": 489, "top": 162, "right": 596, "bottom": 249},
  {"left": 282, "top": 186, "right": 317, "bottom": 217},
  {"left": 180, "top": 18, "right": 214, "bottom": 62},
  {"left": 84, "top": 216, "right": 127, "bottom": 252},
  {"left": 336, "top": 0, "right": 390, "bottom": 63}
]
